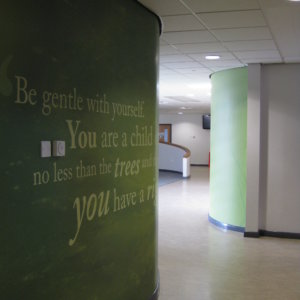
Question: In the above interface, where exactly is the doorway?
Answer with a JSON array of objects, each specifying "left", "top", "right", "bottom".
[{"left": 159, "top": 124, "right": 172, "bottom": 144}]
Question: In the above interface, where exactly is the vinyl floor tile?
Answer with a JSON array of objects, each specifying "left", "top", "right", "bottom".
[{"left": 158, "top": 166, "right": 300, "bottom": 300}]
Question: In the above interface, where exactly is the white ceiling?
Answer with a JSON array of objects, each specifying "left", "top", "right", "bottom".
[{"left": 138, "top": 0, "right": 300, "bottom": 114}]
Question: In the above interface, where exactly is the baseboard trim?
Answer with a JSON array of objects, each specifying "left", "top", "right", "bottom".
[
  {"left": 159, "top": 169, "right": 182, "bottom": 174},
  {"left": 149, "top": 279, "right": 160, "bottom": 300},
  {"left": 244, "top": 230, "right": 300, "bottom": 239},
  {"left": 244, "top": 231, "right": 260, "bottom": 238},
  {"left": 259, "top": 230, "right": 300, "bottom": 240},
  {"left": 208, "top": 215, "right": 245, "bottom": 233}
]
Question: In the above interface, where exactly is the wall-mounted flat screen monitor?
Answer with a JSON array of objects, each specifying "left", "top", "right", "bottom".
[{"left": 202, "top": 114, "right": 211, "bottom": 130}]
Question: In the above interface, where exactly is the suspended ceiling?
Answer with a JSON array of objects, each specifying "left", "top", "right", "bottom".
[{"left": 138, "top": 0, "right": 300, "bottom": 114}]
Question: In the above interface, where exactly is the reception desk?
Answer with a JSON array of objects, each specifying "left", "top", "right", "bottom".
[{"left": 159, "top": 142, "right": 191, "bottom": 178}]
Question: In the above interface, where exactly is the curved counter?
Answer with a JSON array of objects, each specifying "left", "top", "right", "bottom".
[{"left": 159, "top": 142, "right": 191, "bottom": 178}]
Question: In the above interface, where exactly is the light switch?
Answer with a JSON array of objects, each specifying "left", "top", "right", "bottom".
[
  {"left": 41, "top": 141, "right": 51, "bottom": 158},
  {"left": 52, "top": 141, "right": 65, "bottom": 157}
]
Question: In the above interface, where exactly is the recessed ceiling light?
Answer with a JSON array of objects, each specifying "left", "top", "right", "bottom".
[
  {"left": 205, "top": 55, "right": 220, "bottom": 60},
  {"left": 178, "top": 112, "right": 183, "bottom": 115}
]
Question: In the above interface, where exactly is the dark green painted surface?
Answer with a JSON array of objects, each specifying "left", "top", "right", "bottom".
[
  {"left": 210, "top": 68, "right": 248, "bottom": 228},
  {"left": 0, "top": 1, "right": 159, "bottom": 299}
]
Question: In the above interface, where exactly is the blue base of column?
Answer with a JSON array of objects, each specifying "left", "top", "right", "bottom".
[{"left": 208, "top": 215, "right": 245, "bottom": 233}]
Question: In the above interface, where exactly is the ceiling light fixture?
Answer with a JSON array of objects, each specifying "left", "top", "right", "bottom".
[
  {"left": 178, "top": 112, "right": 183, "bottom": 115},
  {"left": 205, "top": 55, "right": 220, "bottom": 60}
]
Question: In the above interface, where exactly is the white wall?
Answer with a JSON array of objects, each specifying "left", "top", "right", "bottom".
[
  {"left": 261, "top": 64, "right": 300, "bottom": 233},
  {"left": 159, "top": 114, "right": 210, "bottom": 165}
]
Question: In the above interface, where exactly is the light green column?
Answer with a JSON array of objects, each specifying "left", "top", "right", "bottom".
[{"left": 210, "top": 67, "right": 248, "bottom": 229}]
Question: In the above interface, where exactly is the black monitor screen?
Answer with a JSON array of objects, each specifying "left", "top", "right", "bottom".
[{"left": 202, "top": 114, "right": 210, "bottom": 130}]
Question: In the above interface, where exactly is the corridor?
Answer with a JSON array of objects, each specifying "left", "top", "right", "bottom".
[{"left": 158, "top": 167, "right": 300, "bottom": 300}]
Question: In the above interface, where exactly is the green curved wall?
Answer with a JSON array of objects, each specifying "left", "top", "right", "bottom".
[
  {"left": 0, "top": 1, "right": 159, "bottom": 299},
  {"left": 210, "top": 67, "right": 248, "bottom": 228}
]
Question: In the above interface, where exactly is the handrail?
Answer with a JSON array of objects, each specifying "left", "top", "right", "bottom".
[{"left": 159, "top": 142, "right": 191, "bottom": 158}]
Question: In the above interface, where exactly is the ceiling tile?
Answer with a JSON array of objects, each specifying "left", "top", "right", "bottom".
[
  {"left": 185, "top": 74, "right": 212, "bottom": 81},
  {"left": 223, "top": 40, "right": 277, "bottom": 51},
  {"left": 234, "top": 50, "right": 281, "bottom": 60},
  {"left": 285, "top": 56, "right": 300, "bottom": 63},
  {"left": 142, "top": 0, "right": 300, "bottom": 114},
  {"left": 198, "top": 10, "right": 266, "bottom": 29},
  {"left": 175, "top": 67, "right": 210, "bottom": 73},
  {"left": 163, "top": 30, "right": 216, "bottom": 44},
  {"left": 159, "top": 65, "right": 168, "bottom": 70},
  {"left": 242, "top": 57, "right": 282, "bottom": 64},
  {"left": 212, "top": 27, "right": 272, "bottom": 41},
  {"left": 138, "top": 0, "right": 189, "bottom": 16},
  {"left": 162, "top": 61, "right": 204, "bottom": 69},
  {"left": 160, "top": 45, "right": 180, "bottom": 55},
  {"left": 159, "top": 73, "right": 188, "bottom": 82},
  {"left": 160, "top": 39, "right": 168, "bottom": 45},
  {"left": 160, "top": 55, "right": 194, "bottom": 63},
  {"left": 174, "top": 42, "right": 227, "bottom": 53},
  {"left": 235, "top": 49, "right": 283, "bottom": 63},
  {"left": 183, "top": 0, "right": 260, "bottom": 13},
  {"left": 211, "top": 66, "right": 243, "bottom": 72},
  {"left": 159, "top": 70, "right": 178, "bottom": 76},
  {"left": 260, "top": 3, "right": 300, "bottom": 63},
  {"left": 162, "top": 15, "right": 204, "bottom": 32}
]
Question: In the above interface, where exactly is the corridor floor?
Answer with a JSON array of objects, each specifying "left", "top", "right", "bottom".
[{"left": 158, "top": 166, "right": 300, "bottom": 300}]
